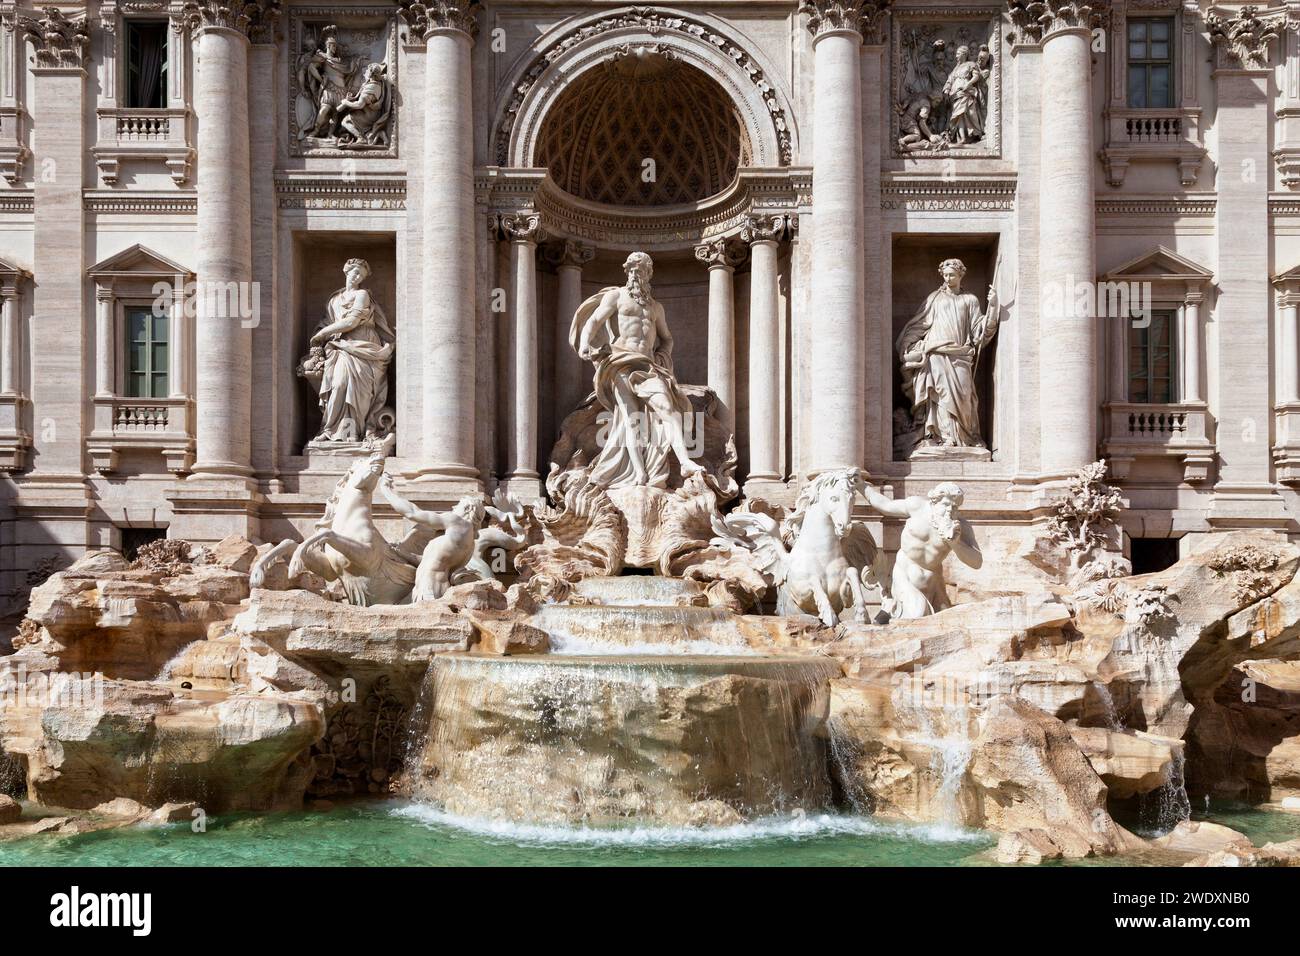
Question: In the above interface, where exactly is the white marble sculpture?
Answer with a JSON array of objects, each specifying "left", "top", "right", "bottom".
[
  {"left": 297, "top": 26, "right": 361, "bottom": 142},
  {"left": 378, "top": 475, "right": 484, "bottom": 603},
  {"left": 336, "top": 62, "right": 393, "bottom": 148},
  {"left": 942, "top": 45, "right": 991, "bottom": 146},
  {"left": 572, "top": 252, "right": 705, "bottom": 489},
  {"left": 897, "top": 258, "right": 998, "bottom": 453},
  {"left": 858, "top": 480, "right": 981, "bottom": 620},
  {"left": 896, "top": 29, "right": 992, "bottom": 152},
  {"left": 712, "top": 469, "right": 877, "bottom": 626},
  {"left": 299, "top": 258, "right": 395, "bottom": 446},
  {"left": 251, "top": 451, "right": 418, "bottom": 607}
]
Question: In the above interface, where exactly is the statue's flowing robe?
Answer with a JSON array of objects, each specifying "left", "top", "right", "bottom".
[
  {"left": 896, "top": 287, "right": 993, "bottom": 448},
  {"left": 318, "top": 289, "right": 394, "bottom": 442},
  {"left": 569, "top": 287, "right": 692, "bottom": 489}
]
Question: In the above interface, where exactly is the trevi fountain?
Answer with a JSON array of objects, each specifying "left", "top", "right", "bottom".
[{"left": 0, "top": 0, "right": 1299, "bottom": 872}]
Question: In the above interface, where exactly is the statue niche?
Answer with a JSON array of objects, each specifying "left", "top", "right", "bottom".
[
  {"left": 894, "top": 256, "right": 1001, "bottom": 460},
  {"left": 298, "top": 257, "right": 396, "bottom": 450}
]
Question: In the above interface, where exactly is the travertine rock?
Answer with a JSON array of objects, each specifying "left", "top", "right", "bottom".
[
  {"left": 0, "top": 794, "right": 19, "bottom": 824},
  {"left": 469, "top": 617, "right": 550, "bottom": 656},
  {"left": 210, "top": 534, "right": 259, "bottom": 573},
  {"left": 1185, "top": 838, "right": 1300, "bottom": 868},
  {"left": 21, "top": 562, "right": 248, "bottom": 680},
  {"left": 1069, "top": 727, "right": 1183, "bottom": 800},
  {"left": 1152, "top": 820, "right": 1252, "bottom": 856},
  {"left": 233, "top": 588, "right": 473, "bottom": 683}
]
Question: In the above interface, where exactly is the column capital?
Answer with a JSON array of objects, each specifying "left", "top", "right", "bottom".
[
  {"left": 740, "top": 213, "right": 792, "bottom": 245},
  {"left": 1183, "top": 289, "right": 1207, "bottom": 306},
  {"left": 543, "top": 239, "right": 594, "bottom": 270},
  {"left": 694, "top": 236, "right": 746, "bottom": 270},
  {"left": 1206, "top": 5, "right": 1283, "bottom": 71},
  {"left": 18, "top": 7, "right": 90, "bottom": 69},
  {"left": 499, "top": 211, "right": 542, "bottom": 244},
  {"left": 398, "top": 0, "right": 481, "bottom": 44},
  {"left": 95, "top": 282, "right": 115, "bottom": 301},
  {"left": 181, "top": 0, "right": 280, "bottom": 40},
  {"left": 800, "top": 1, "right": 891, "bottom": 46},
  {"left": 1005, "top": 0, "right": 1108, "bottom": 46}
]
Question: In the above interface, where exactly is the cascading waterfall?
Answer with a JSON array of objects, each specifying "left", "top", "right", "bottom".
[
  {"left": 1153, "top": 749, "right": 1192, "bottom": 832},
  {"left": 397, "top": 576, "right": 845, "bottom": 825},
  {"left": 1091, "top": 680, "right": 1123, "bottom": 731}
]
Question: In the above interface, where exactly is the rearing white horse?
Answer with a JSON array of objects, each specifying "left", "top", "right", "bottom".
[{"left": 711, "top": 469, "right": 878, "bottom": 626}]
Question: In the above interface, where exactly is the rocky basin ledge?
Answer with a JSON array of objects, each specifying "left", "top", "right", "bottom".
[{"left": 3, "top": 531, "right": 1300, "bottom": 866}]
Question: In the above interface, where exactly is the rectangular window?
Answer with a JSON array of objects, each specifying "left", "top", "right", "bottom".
[
  {"left": 125, "top": 20, "right": 168, "bottom": 109},
  {"left": 1127, "top": 19, "right": 1174, "bottom": 109},
  {"left": 125, "top": 305, "right": 169, "bottom": 398},
  {"left": 1128, "top": 309, "right": 1176, "bottom": 404}
]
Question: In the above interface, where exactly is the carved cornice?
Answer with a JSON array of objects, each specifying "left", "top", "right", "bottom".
[
  {"left": 396, "top": 0, "right": 480, "bottom": 43},
  {"left": 494, "top": 8, "right": 795, "bottom": 167},
  {"left": 694, "top": 236, "right": 746, "bottom": 268},
  {"left": 84, "top": 191, "right": 197, "bottom": 213},
  {"left": 19, "top": 7, "right": 90, "bottom": 68},
  {"left": 181, "top": 0, "right": 280, "bottom": 39},
  {"left": 499, "top": 211, "right": 542, "bottom": 243},
  {"left": 1005, "top": 0, "right": 1108, "bottom": 45},
  {"left": 801, "top": 1, "right": 892, "bottom": 44},
  {"left": 1095, "top": 196, "right": 1215, "bottom": 216},
  {"left": 1205, "top": 4, "right": 1283, "bottom": 70},
  {"left": 740, "top": 213, "right": 791, "bottom": 244},
  {"left": 542, "top": 239, "right": 595, "bottom": 270}
]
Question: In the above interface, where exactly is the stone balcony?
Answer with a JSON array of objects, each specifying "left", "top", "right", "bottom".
[
  {"left": 87, "top": 395, "right": 194, "bottom": 475},
  {"left": 1102, "top": 401, "right": 1213, "bottom": 483},
  {"left": 92, "top": 107, "right": 193, "bottom": 186},
  {"left": 1100, "top": 108, "right": 1205, "bottom": 188}
]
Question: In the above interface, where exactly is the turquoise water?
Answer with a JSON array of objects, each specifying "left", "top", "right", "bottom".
[
  {"left": 0, "top": 801, "right": 994, "bottom": 867},
  {"left": 2, "top": 800, "right": 1295, "bottom": 867}
]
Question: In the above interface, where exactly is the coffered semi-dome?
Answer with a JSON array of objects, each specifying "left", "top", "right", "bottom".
[{"left": 535, "top": 50, "right": 752, "bottom": 207}]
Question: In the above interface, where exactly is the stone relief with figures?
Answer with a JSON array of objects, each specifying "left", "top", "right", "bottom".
[
  {"left": 892, "top": 13, "right": 1000, "bottom": 157},
  {"left": 290, "top": 13, "right": 397, "bottom": 156}
]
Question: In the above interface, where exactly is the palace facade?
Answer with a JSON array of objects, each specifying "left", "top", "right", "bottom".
[{"left": 0, "top": 0, "right": 1296, "bottom": 611}]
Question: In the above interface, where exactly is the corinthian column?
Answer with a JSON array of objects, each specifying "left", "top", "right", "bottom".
[
  {"left": 401, "top": 0, "right": 481, "bottom": 486},
  {"left": 547, "top": 240, "right": 595, "bottom": 425},
  {"left": 183, "top": 0, "right": 276, "bottom": 479},
  {"left": 1021, "top": 0, "right": 1105, "bottom": 478},
  {"left": 801, "top": 2, "right": 886, "bottom": 474},
  {"left": 742, "top": 214, "right": 789, "bottom": 487},
  {"left": 694, "top": 237, "right": 744, "bottom": 431},
  {"left": 501, "top": 213, "right": 541, "bottom": 493}
]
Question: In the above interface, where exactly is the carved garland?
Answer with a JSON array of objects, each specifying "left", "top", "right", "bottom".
[{"left": 492, "top": 7, "right": 794, "bottom": 167}]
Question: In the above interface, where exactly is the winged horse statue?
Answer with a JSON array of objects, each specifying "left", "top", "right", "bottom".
[
  {"left": 711, "top": 468, "right": 878, "bottom": 626},
  {"left": 250, "top": 451, "right": 420, "bottom": 606}
]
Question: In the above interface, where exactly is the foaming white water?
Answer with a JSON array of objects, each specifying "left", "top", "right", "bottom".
[
  {"left": 391, "top": 804, "right": 986, "bottom": 847},
  {"left": 546, "top": 629, "right": 759, "bottom": 657}
]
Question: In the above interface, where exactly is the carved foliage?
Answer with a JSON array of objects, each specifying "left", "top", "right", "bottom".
[
  {"left": 19, "top": 7, "right": 90, "bottom": 68},
  {"left": 1046, "top": 459, "right": 1124, "bottom": 569},
  {"left": 1005, "top": 0, "right": 1108, "bottom": 45},
  {"left": 801, "top": 1, "right": 892, "bottom": 44},
  {"left": 181, "top": 0, "right": 281, "bottom": 37},
  {"left": 396, "top": 0, "right": 480, "bottom": 42},
  {"left": 1206, "top": 4, "right": 1281, "bottom": 70}
]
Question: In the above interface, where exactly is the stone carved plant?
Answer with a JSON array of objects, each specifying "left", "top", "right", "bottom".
[
  {"left": 1208, "top": 544, "right": 1282, "bottom": 603},
  {"left": 131, "top": 539, "right": 212, "bottom": 575},
  {"left": 1206, "top": 5, "right": 1282, "bottom": 70},
  {"left": 1046, "top": 460, "right": 1125, "bottom": 580}
]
